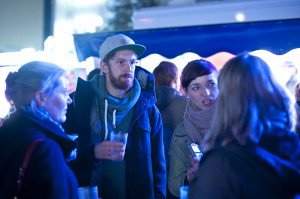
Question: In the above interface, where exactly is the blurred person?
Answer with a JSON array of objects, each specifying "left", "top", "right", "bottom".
[
  {"left": 63, "top": 34, "right": 166, "bottom": 199},
  {"left": 283, "top": 61, "right": 299, "bottom": 95},
  {"left": 0, "top": 61, "right": 78, "bottom": 199},
  {"left": 153, "top": 61, "right": 187, "bottom": 172},
  {"left": 189, "top": 53, "right": 300, "bottom": 199},
  {"left": 272, "top": 61, "right": 298, "bottom": 91},
  {"left": 168, "top": 59, "right": 219, "bottom": 197},
  {"left": 295, "top": 82, "right": 300, "bottom": 103},
  {"left": 87, "top": 68, "right": 101, "bottom": 81},
  {"left": 153, "top": 61, "right": 188, "bottom": 199},
  {"left": 294, "top": 82, "right": 300, "bottom": 136}
]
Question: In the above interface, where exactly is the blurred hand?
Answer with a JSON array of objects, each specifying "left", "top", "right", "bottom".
[
  {"left": 187, "top": 155, "right": 200, "bottom": 182},
  {"left": 94, "top": 140, "right": 126, "bottom": 161}
]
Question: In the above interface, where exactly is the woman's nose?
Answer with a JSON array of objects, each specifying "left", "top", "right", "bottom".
[{"left": 200, "top": 87, "right": 210, "bottom": 96}]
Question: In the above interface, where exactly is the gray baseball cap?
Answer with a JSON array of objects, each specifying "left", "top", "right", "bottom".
[{"left": 99, "top": 34, "right": 146, "bottom": 60}]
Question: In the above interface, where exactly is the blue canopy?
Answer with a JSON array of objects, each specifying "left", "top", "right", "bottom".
[{"left": 73, "top": 19, "right": 300, "bottom": 62}]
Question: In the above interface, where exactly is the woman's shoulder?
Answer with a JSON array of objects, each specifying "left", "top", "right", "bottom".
[
  {"left": 259, "top": 131, "right": 300, "bottom": 167},
  {"left": 30, "top": 138, "right": 66, "bottom": 167},
  {"left": 173, "top": 122, "right": 186, "bottom": 136},
  {"left": 172, "top": 123, "right": 192, "bottom": 144}
]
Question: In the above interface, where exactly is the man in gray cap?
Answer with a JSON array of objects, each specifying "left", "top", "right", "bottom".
[{"left": 63, "top": 34, "right": 166, "bottom": 199}]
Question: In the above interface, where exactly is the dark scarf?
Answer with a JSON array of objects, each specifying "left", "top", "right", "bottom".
[
  {"left": 184, "top": 100, "right": 216, "bottom": 143},
  {"left": 90, "top": 74, "right": 140, "bottom": 141}
]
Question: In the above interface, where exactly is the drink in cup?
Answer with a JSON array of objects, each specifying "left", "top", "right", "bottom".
[
  {"left": 110, "top": 131, "right": 128, "bottom": 161},
  {"left": 78, "top": 186, "right": 98, "bottom": 199}
]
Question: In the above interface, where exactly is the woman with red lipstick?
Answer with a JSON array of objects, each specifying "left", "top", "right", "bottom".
[{"left": 168, "top": 59, "right": 219, "bottom": 198}]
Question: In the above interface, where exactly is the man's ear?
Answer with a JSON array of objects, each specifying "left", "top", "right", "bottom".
[
  {"left": 100, "top": 61, "right": 108, "bottom": 74},
  {"left": 34, "top": 92, "right": 46, "bottom": 108}
]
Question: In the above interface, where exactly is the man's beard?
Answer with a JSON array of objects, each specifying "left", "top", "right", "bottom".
[{"left": 108, "top": 66, "right": 133, "bottom": 91}]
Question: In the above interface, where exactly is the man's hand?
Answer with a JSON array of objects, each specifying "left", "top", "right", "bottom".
[{"left": 94, "top": 140, "right": 126, "bottom": 161}]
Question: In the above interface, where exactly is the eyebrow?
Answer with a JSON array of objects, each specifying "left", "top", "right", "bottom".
[
  {"left": 207, "top": 79, "right": 217, "bottom": 83},
  {"left": 112, "top": 57, "right": 137, "bottom": 61}
]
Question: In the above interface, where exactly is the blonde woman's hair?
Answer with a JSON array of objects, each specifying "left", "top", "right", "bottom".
[{"left": 203, "top": 53, "right": 296, "bottom": 151}]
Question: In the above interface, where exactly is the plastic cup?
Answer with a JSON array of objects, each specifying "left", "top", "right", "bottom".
[
  {"left": 78, "top": 186, "right": 98, "bottom": 199},
  {"left": 110, "top": 131, "right": 128, "bottom": 160},
  {"left": 110, "top": 131, "right": 128, "bottom": 144},
  {"left": 180, "top": 186, "right": 189, "bottom": 199}
]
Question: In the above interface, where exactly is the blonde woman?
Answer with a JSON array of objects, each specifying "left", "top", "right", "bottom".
[{"left": 189, "top": 54, "right": 300, "bottom": 199}]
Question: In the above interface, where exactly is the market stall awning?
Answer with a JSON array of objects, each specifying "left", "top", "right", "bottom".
[{"left": 73, "top": 19, "right": 300, "bottom": 62}]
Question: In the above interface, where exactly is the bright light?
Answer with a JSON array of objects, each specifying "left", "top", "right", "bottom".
[
  {"left": 54, "top": 20, "right": 73, "bottom": 36},
  {"left": 20, "top": 48, "right": 35, "bottom": 53},
  {"left": 137, "top": 18, "right": 153, "bottom": 24},
  {"left": 235, "top": 12, "right": 245, "bottom": 22},
  {"left": 250, "top": 48, "right": 300, "bottom": 88},
  {"left": 85, "top": 56, "right": 101, "bottom": 75},
  {"left": 73, "top": 14, "right": 104, "bottom": 33},
  {"left": 44, "top": 36, "right": 55, "bottom": 52},
  {"left": 140, "top": 54, "right": 167, "bottom": 72},
  {"left": 140, "top": 49, "right": 300, "bottom": 89},
  {"left": 0, "top": 66, "right": 20, "bottom": 118},
  {"left": 53, "top": 20, "right": 75, "bottom": 54},
  {"left": 74, "top": 0, "right": 106, "bottom": 7}
]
